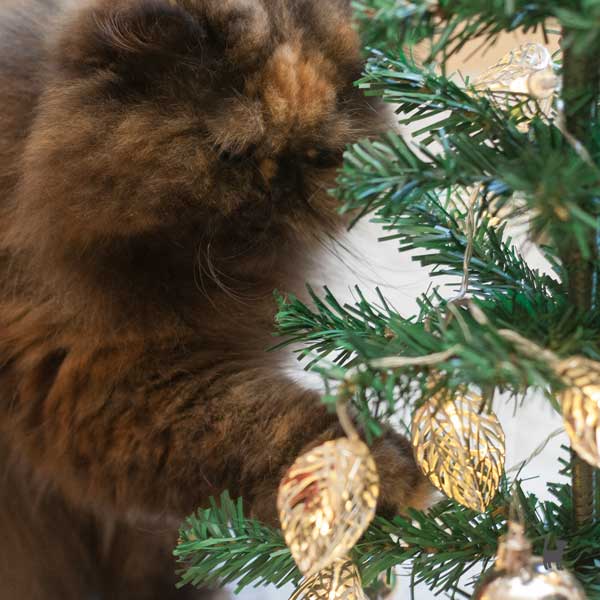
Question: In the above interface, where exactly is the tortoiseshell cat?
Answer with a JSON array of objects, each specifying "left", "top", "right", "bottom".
[{"left": 0, "top": 0, "right": 433, "bottom": 598}]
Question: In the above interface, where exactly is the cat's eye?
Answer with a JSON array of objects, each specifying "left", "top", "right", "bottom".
[
  {"left": 218, "top": 144, "right": 256, "bottom": 165},
  {"left": 219, "top": 150, "right": 245, "bottom": 164},
  {"left": 304, "top": 148, "right": 343, "bottom": 169}
]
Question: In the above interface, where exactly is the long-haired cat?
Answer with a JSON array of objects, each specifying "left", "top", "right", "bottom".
[{"left": 0, "top": 0, "right": 433, "bottom": 598}]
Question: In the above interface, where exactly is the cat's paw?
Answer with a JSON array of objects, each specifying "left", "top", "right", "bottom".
[
  {"left": 370, "top": 428, "right": 438, "bottom": 516},
  {"left": 251, "top": 424, "right": 437, "bottom": 526}
]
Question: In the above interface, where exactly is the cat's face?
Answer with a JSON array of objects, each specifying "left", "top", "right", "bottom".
[{"left": 22, "top": 0, "right": 383, "bottom": 250}]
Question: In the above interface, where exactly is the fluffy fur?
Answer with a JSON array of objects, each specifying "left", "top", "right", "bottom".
[{"left": 0, "top": 1, "right": 433, "bottom": 598}]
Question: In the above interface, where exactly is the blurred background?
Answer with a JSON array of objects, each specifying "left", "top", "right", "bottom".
[{"left": 235, "top": 28, "right": 565, "bottom": 600}]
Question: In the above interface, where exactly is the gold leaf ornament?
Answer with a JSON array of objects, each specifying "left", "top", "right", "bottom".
[
  {"left": 558, "top": 356, "right": 600, "bottom": 468},
  {"left": 289, "top": 557, "right": 368, "bottom": 600},
  {"left": 277, "top": 436, "right": 379, "bottom": 577},
  {"left": 411, "top": 392, "right": 505, "bottom": 511}
]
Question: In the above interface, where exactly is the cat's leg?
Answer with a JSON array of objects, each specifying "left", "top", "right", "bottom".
[
  {"left": 0, "top": 447, "right": 100, "bottom": 600},
  {"left": 0, "top": 445, "right": 225, "bottom": 600},
  {"left": 4, "top": 346, "right": 434, "bottom": 528},
  {"left": 99, "top": 517, "right": 228, "bottom": 600}
]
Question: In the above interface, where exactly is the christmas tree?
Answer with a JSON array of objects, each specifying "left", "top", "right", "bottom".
[{"left": 175, "top": 1, "right": 600, "bottom": 598}]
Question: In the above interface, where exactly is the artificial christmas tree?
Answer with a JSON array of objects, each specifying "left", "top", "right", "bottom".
[{"left": 175, "top": 1, "right": 600, "bottom": 597}]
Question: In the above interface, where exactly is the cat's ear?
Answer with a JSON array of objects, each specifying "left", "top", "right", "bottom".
[
  {"left": 191, "top": 0, "right": 271, "bottom": 63},
  {"left": 55, "top": 0, "right": 272, "bottom": 79},
  {"left": 308, "top": 0, "right": 353, "bottom": 15},
  {"left": 54, "top": 0, "right": 208, "bottom": 77},
  {"left": 332, "top": 0, "right": 353, "bottom": 12}
]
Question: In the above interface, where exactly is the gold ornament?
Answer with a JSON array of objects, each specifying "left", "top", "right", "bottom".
[
  {"left": 473, "top": 43, "right": 558, "bottom": 127},
  {"left": 557, "top": 356, "right": 600, "bottom": 468},
  {"left": 411, "top": 391, "right": 505, "bottom": 512},
  {"left": 290, "top": 557, "right": 367, "bottom": 600},
  {"left": 278, "top": 436, "right": 379, "bottom": 577},
  {"left": 473, "top": 521, "right": 587, "bottom": 600}
]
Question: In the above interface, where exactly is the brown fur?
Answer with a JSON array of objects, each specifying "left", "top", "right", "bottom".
[{"left": 0, "top": 1, "right": 433, "bottom": 598}]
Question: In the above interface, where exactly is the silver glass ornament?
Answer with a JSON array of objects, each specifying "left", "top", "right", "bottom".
[
  {"left": 473, "top": 42, "right": 559, "bottom": 129},
  {"left": 473, "top": 522, "right": 587, "bottom": 600}
]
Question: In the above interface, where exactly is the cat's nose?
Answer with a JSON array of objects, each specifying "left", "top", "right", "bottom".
[
  {"left": 259, "top": 158, "right": 278, "bottom": 184},
  {"left": 271, "top": 157, "right": 303, "bottom": 202}
]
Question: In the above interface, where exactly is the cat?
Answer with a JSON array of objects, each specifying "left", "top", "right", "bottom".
[{"left": 0, "top": 0, "right": 434, "bottom": 598}]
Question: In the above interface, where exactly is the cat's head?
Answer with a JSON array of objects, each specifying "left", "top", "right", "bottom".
[{"left": 19, "top": 0, "right": 385, "bottom": 252}]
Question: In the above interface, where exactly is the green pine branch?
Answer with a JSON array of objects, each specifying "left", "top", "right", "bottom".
[
  {"left": 353, "top": 0, "right": 600, "bottom": 58},
  {"left": 274, "top": 286, "right": 395, "bottom": 369},
  {"left": 373, "top": 190, "right": 562, "bottom": 300},
  {"left": 175, "top": 494, "right": 296, "bottom": 593},
  {"left": 337, "top": 129, "right": 600, "bottom": 257},
  {"left": 336, "top": 55, "right": 600, "bottom": 255},
  {"left": 351, "top": 0, "right": 434, "bottom": 50},
  {"left": 175, "top": 469, "right": 600, "bottom": 598},
  {"left": 275, "top": 281, "right": 600, "bottom": 425},
  {"left": 334, "top": 47, "right": 600, "bottom": 259},
  {"left": 358, "top": 51, "right": 541, "bottom": 144},
  {"left": 353, "top": 0, "right": 549, "bottom": 57},
  {"left": 274, "top": 183, "right": 592, "bottom": 399}
]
